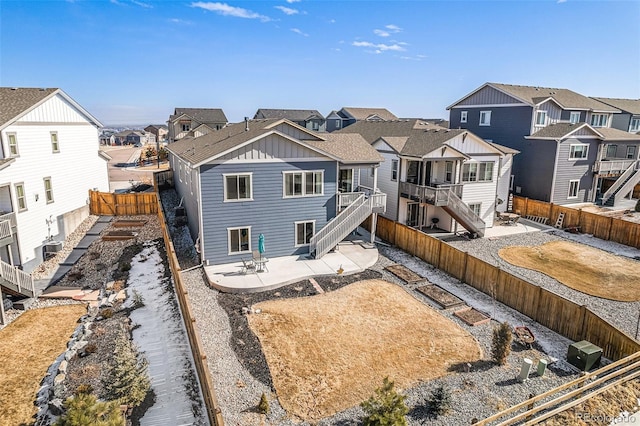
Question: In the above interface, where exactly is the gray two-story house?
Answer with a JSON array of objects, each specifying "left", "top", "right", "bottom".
[
  {"left": 253, "top": 109, "right": 326, "bottom": 132},
  {"left": 592, "top": 98, "right": 640, "bottom": 134},
  {"left": 168, "top": 108, "right": 228, "bottom": 143},
  {"left": 167, "top": 118, "right": 385, "bottom": 265},
  {"left": 326, "top": 107, "right": 398, "bottom": 132},
  {"left": 448, "top": 83, "right": 639, "bottom": 206}
]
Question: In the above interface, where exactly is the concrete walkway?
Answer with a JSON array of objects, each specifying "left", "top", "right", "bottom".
[{"left": 204, "top": 238, "right": 378, "bottom": 293}]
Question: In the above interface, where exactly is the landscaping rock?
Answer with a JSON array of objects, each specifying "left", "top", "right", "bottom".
[
  {"left": 48, "top": 398, "right": 65, "bottom": 416},
  {"left": 58, "top": 360, "right": 68, "bottom": 374},
  {"left": 54, "top": 373, "right": 66, "bottom": 386}
]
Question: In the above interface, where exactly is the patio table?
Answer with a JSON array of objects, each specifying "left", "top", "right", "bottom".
[{"left": 254, "top": 256, "right": 269, "bottom": 272}]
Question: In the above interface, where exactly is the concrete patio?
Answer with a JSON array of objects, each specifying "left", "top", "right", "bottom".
[{"left": 204, "top": 234, "right": 378, "bottom": 293}]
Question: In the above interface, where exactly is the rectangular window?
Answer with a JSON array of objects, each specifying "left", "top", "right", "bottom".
[
  {"left": 295, "top": 221, "right": 315, "bottom": 246},
  {"left": 445, "top": 161, "right": 453, "bottom": 183},
  {"left": 462, "top": 162, "right": 493, "bottom": 182},
  {"left": 7, "top": 133, "right": 18, "bottom": 156},
  {"left": 50, "top": 132, "right": 60, "bottom": 153},
  {"left": 181, "top": 122, "right": 190, "bottom": 132},
  {"left": 569, "top": 111, "right": 581, "bottom": 124},
  {"left": 468, "top": 203, "right": 481, "bottom": 217},
  {"left": 569, "top": 144, "right": 589, "bottom": 159},
  {"left": 391, "top": 159, "right": 398, "bottom": 181},
  {"left": 535, "top": 110, "right": 547, "bottom": 127},
  {"left": 335, "top": 119, "right": 341, "bottom": 128},
  {"left": 479, "top": 111, "right": 491, "bottom": 126},
  {"left": 43, "top": 177, "right": 54, "bottom": 203},
  {"left": 630, "top": 118, "right": 640, "bottom": 132},
  {"left": 590, "top": 114, "right": 608, "bottom": 127},
  {"left": 460, "top": 111, "right": 468, "bottom": 123},
  {"left": 606, "top": 144, "right": 617, "bottom": 158},
  {"left": 224, "top": 173, "right": 252, "bottom": 201},
  {"left": 627, "top": 146, "right": 637, "bottom": 159},
  {"left": 283, "top": 171, "right": 323, "bottom": 197},
  {"left": 311, "top": 121, "right": 319, "bottom": 131},
  {"left": 15, "top": 183, "right": 27, "bottom": 211},
  {"left": 568, "top": 180, "right": 579, "bottom": 198},
  {"left": 228, "top": 227, "right": 250, "bottom": 254}
]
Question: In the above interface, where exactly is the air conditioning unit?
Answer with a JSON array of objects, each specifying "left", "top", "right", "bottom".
[{"left": 44, "top": 241, "right": 63, "bottom": 253}]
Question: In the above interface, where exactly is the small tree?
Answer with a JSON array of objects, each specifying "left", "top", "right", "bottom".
[
  {"left": 102, "top": 332, "right": 150, "bottom": 408},
  {"left": 54, "top": 393, "right": 124, "bottom": 426},
  {"left": 492, "top": 321, "right": 513, "bottom": 365},
  {"left": 361, "top": 377, "right": 408, "bottom": 426},
  {"left": 427, "top": 384, "right": 451, "bottom": 416},
  {"left": 258, "top": 393, "right": 270, "bottom": 414}
]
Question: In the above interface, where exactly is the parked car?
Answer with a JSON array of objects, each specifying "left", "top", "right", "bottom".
[{"left": 134, "top": 142, "right": 143, "bottom": 147}]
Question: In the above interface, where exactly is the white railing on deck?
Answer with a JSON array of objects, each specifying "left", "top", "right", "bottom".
[
  {"left": 594, "top": 159, "right": 636, "bottom": 174},
  {"left": 444, "top": 189, "right": 486, "bottom": 237},
  {"left": 0, "top": 258, "right": 34, "bottom": 296},
  {"left": 0, "top": 220, "right": 11, "bottom": 240},
  {"left": 601, "top": 160, "right": 640, "bottom": 205}
]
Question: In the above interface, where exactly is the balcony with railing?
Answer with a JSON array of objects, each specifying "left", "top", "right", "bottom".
[
  {"left": 338, "top": 186, "right": 387, "bottom": 213},
  {"left": 0, "top": 211, "right": 16, "bottom": 243},
  {"left": 399, "top": 181, "right": 463, "bottom": 205},
  {"left": 594, "top": 158, "right": 637, "bottom": 175}
]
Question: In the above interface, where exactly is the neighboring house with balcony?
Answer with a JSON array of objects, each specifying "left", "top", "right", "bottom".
[
  {"left": 0, "top": 87, "right": 109, "bottom": 298},
  {"left": 166, "top": 118, "right": 385, "bottom": 265},
  {"left": 144, "top": 124, "right": 169, "bottom": 142},
  {"left": 326, "top": 107, "right": 398, "bottom": 132},
  {"left": 447, "top": 82, "right": 636, "bottom": 206},
  {"left": 253, "top": 109, "right": 326, "bottom": 132},
  {"left": 591, "top": 98, "right": 640, "bottom": 134},
  {"left": 168, "top": 108, "right": 227, "bottom": 143},
  {"left": 341, "top": 120, "right": 516, "bottom": 237}
]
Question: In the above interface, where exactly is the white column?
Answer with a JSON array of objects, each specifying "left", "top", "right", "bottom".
[
  {"left": 0, "top": 288, "right": 5, "bottom": 325},
  {"left": 373, "top": 166, "right": 378, "bottom": 192},
  {"left": 370, "top": 213, "right": 377, "bottom": 244}
]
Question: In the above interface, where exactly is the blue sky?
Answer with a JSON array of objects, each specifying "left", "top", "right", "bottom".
[{"left": 1, "top": 0, "right": 639, "bottom": 125}]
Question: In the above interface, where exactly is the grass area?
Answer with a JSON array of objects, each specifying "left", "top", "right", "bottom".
[
  {"left": 499, "top": 240, "right": 640, "bottom": 302},
  {"left": 0, "top": 304, "right": 86, "bottom": 426},
  {"left": 247, "top": 279, "right": 482, "bottom": 422}
]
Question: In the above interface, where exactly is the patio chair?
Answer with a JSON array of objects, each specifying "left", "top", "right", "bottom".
[{"left": 241, "top": 258, "right": 257, "bottom": 274}]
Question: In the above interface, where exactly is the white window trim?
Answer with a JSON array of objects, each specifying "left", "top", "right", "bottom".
[
  {"left": 462, "top": 162, "right": 494, "bottom": 183},
  {"left": 223, "top": 172, "right": 254, "bottom": 202},
  {"left": 391, "top": 159, "right": 398, "bottom": 182},
  {"left": 460, "top": 111, "right": 468, "bottom": 123},
  {"left": 590, "top": 113, "right": 609, "bottom": 128},
  {"left": 568, "top": 180, "right": 579, "bottom": 199},
  {"left": 7, "top": 132, "right": 19, "bottom": 157},
  {"left": 479, "top": 111, "right": 491, "bottom": 126},
  {"left": 468, "top": 202, "right": 482, "bottom": 217},
  {"left": 629, "top": 118, "right": 640, "bottom": 133},
  {"left": 569, "top": 144, "right": 589, "bottom": 160},
  {"left": 227, "top": 226, "right": 251, "bottom": 255},
  {"left": 294, "top": 220, "right": 315, "bottom": 247},
  {"left": 627, "top": 145, "right": 637, "bottom": 159},
  {"left": 569, "top": 111, "right": 581, "bottom": 124},
  {"left": 15, "top": 182, "right": 27, "bottom": 211},
  {"left": 43, "top": 177, "right": 54, "bottom": 204},
  {"left": 282, "top": 170, "right": 324, "bottom": 198},
  {"left": 50, "top": 132, "right": 60, "bottom": 153},
  {"left": 534, "top": 110, "right": 547, "bottom": 127}
]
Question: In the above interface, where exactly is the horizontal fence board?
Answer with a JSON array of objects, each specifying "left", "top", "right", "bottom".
[{"left": 89, "top": 190, "right": 158, "bottom": 216}]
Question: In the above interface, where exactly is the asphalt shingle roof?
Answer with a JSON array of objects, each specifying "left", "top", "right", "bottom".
[
  {"left": 170, "top": 108, "right": 228, "bottom": 125},
  {"left": 528, "top": 123, "right": 592, "bottom": 139},
  {"left": 592, "top": 97, "right": 640, "bottom": 115},
  {"left": 0, "top": 87, "right": 58, "bottom": 127},
  {"left": 335, "top": 119, "right": 440, "bottom": 143},
  {"left": 167, "top": 119, "right": 382, "bottom": 165},
  {"left": 595, "top": 127, "right": 640, "bottom": 141},
  {"left": 341, "top": 107, "right": 398, "bottom": 121},
  {"left": 490, "top": 83, "right": 619, "bottom": 112},
  {"left": 254, "top": 109, "right": 324, "bottom": 121}
]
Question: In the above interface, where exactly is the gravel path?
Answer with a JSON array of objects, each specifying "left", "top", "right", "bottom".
[{"left": 446, "top": 228, "right": 640, "bottom": 339}]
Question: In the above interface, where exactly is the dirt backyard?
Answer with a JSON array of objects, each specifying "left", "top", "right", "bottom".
[
  {"left": 499, "top": 240, "right": 640, "bottom": 301},
  {"left": 0, "top": 304, "right": 86, "bottom": 426},
  {"left": 246, "top": 279, "right": 482, "bottom": 422}
]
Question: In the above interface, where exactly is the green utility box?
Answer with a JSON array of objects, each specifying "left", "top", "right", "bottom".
[{"left": 567, "top": 340, "right": 602, "bottom": 371}]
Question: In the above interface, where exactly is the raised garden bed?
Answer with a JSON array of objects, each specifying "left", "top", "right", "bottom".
[
  {"left": 454, "top": 307, "right": 490, "bottom": 326},
  {"left": 385, "top": 264, "right": 425, "bottom": 284},
  {"left": 112, "top": 220, "right": 147, "bottom": 228},
  {"left": 416, "top": 284, "right": 466, "bottom": 309},
  {"left": 101, "top": 230, "right": 137, "bottom": 241}
]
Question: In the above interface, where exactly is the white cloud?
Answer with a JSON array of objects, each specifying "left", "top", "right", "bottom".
[
  {"left": 329, "top": 19, "right": 336, "bottom": 24},
  {"left": 557, "top": 0, "right": 567, "bottom": 2},
  {"left": 131, "top": 0, "right": 152, "bottom": 8},
  {"left": 291, "top": 28, "right": 309, "bottom": 37},
  {"left": 190, "top": 2, "right": 271, "bottom": 22},
  {"left": 352, "top": 41, "right": 405, "bottom": 52},
  {"left": 169, "top": 18, "right": 193, "bottom": 25},
  {"left": 374, "top": 29, "right": 390, "bottom": 37},
  {"left": 275, "top": 5, "right": 299, "bottom": 15},
  {"left": 110, "top": 0, "right": 125, "bottom": 5},
  {"left": 286, "top": 0, "right": 301, "bottom": 3},
  {"left": 385, "top": 24, "right": 402, "bottom": 32}
]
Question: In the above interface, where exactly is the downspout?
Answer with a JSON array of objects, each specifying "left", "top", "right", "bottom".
[
  {"left": 549, "top": 139, "right": 561, "bottom": 203},
  {"left": 197, "top": 164, "right": 207, "bottom": 265}
]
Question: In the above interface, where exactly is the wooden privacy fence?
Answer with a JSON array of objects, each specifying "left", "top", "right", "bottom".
[
  {"left": 513, "top": 196, "right": 640, "bottom": 248},
  {"left": 155, "top": 191, "right": 225, "bottom": 426},
  {"left": 89, "top": 190, "right": 158, "bottom": 215},
  {"left": 365, "top": 215, "right": 640, "bottom": 361}
]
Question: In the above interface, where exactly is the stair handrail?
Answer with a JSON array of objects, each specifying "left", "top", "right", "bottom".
[
  {"left": 0, "top": 258, "right": 34, "bottom": 296},
  {"left": 601, "top": 160, "right": 639, "bottom": 205},
  {"left": 310, "top": 193, "right": 369, "bottom": 259},
  {"left": 612, "top": 160, "right": 640, "bottom": 206},
  {"left": 0, "top": 220, "right": 11, "bottom": 240},
  {"left": 445, "top": 188, "right": 486, "bottom": 236}
]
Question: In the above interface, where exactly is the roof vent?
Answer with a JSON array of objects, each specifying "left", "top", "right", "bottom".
[
  {"left": 244, "top": 117, "right": 249, "bottom": 131},
  {"left": 11, "top": 87, "right": 18, "bottom": 90}
]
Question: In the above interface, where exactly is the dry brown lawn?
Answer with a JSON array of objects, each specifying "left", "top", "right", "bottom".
[
  {"left": 499, "top": 241, "right": 640, "bottom": 302},
  {"left": 247, "top": 279, "right": 482, "bottom": 421},
  {"left": 0, "top": 304, "right": 86, "bottom": 426}
]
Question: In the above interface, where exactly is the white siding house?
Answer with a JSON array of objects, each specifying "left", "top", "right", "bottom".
[{"left": 0, "top": 88, "right": 109, "bottom": 277}]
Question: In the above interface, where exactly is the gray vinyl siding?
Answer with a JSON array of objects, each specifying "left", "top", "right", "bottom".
[
  {"left": 219, "top": 133, "right": 323, "bottom": 161},
  {"left": 273, "top": 123, "right": 320, "bottom": 140},
  {"left": 360, "top": 148, "right": 399, "bottom": 220},
  {"left": 170, "top": 154, "right": 201, "bottom": 241},
  {"left": 611, "top": 113, "right": 631, "bottom": 132},
  {"left": 199, "top": 161, "right": 337, "bottom": 265},
  {"left": 601, "top": 141, "right": 639, "bottom": 159},
  {"left": 511, "top": 139, "right": 557, "bottom": 202},
  {"left": 536, "top": 101, "right": 562, "bottom": 125},
  {"left": 551, "top": 137, "right": 599, "bottom": 204},
  {"left": 456, "top": 86, "right": 523, "bottom": 106}
]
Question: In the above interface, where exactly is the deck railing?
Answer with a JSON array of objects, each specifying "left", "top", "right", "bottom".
[
  {"left": 399, "top": 182, "right": 463, "bottom": 205},
  {"left": 601, "top": 160, "right": 640, "bottom": 205},
  {"left": 0, "top": 258, "right": 34, "bottom": 296},
  {"left": 594, "top": 158, "right": 637, "bottom": 174}
]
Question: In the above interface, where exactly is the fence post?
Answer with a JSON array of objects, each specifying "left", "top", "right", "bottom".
[
  {"left": 579, "top": 305, "right": 588, "bottom": 342},
  {"left": 462, "top": 251, "right": 469, "bottom": 284},
  {"left": 524, "top": 197, "right": 529, "bottom": 216},
  {"left": 549, "top": 203, "right": 555, "bottom": 225},
  {"left": 606, "top": 216, "right": 614, "bottom": 241}
]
